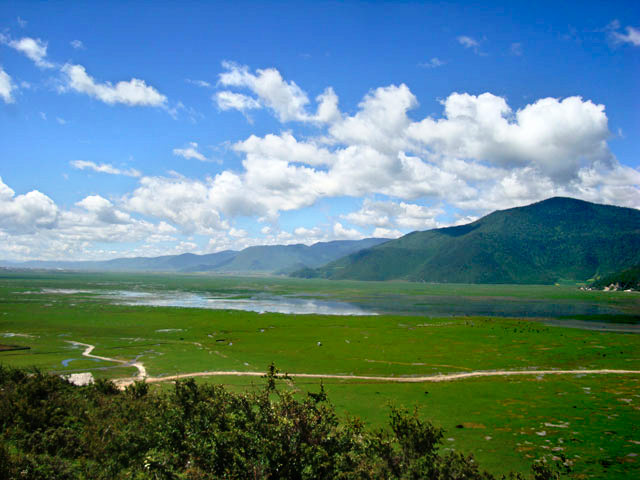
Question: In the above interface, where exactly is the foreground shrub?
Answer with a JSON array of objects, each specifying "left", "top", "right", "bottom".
[{"left": 0, "top": 364, "right": 563, "bottom": 479}]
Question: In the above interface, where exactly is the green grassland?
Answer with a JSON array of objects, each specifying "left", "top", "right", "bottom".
[
  {"left": 188, "top": 374, "right": 640, "bottom": 478},
  {"left": 1, "top": 271, "right": 639, "bottom": 478}
]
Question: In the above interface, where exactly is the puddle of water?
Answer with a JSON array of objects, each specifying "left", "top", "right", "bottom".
[
  {"left": 62, "top": 358, "right": 102, "bottom": 366},
  {"left": 41, "top": 288, "right": 95, "bottom": 294},
  {"left": 115, "top": 290, "right": 155, "bottom": 298}
]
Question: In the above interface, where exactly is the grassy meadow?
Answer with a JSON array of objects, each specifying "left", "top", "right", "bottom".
[{"left": 1, "top": 271, "right": 639, "bottom": 478}]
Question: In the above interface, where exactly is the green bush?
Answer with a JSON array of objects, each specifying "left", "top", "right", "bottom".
[{"left": 0, "top": 364, "right": 563, "bottom": 479}]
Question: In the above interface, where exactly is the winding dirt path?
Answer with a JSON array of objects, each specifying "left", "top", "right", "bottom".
[
  {"left": 65, "top": 341, "right": 147, "bottom": 378},
  {"left": 65, "top": 341, "right": 640, "bottom": 390},
  {"left": 113, "top": 368, "right": 640, "bottom": 389}
]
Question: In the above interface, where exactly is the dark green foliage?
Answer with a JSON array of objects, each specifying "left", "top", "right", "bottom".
[
  {"left": 591, "top": 264, "right": 640, "bottom": 291},
  {"left": 0, "top": 365, "right": 562, "bottom": 479},
  {"left": 303, "top": 197, "right": 640, "bottom": 284}
]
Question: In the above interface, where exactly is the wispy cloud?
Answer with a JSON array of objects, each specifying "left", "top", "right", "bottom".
[
  {"left": 457, "top": 35, "right": 478, "bottom": 49},
  {"left": 612, "top": 25, "right": 640, "bottom": 46},
  {"left": 186, "top": 79, "right": 212, "bottom": 88},
  {"left": 510, "top": 42, "right": 523, "bottom": 56},
  {"left": 70, "top": 39, "right": 85, "bottom": 50},
  {"left": 457, "top": 35, "right": 486, "bottom": 55},
  {"left": 0, "top": 66, "right": 16, "bottom": 103},
  {"left": 70, "top": 160, "right": 141, "bottom": 177},
  {"left": 173, "top": 142, "right": 208, "bottom": 161},
  {"left": 418, "top": 57, "right": 445, "bottom": 68}
]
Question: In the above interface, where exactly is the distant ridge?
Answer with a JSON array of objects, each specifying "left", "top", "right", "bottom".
[
  {"left": 294, "top": 197, "right": 640, "bottom": 284},
  {"left": 0, "top": 238, "right": 388, "bottom": 275}
]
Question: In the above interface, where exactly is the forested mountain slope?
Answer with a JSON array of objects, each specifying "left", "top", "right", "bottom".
[{"left": 298, "top": 197, "right": 640, "bottom": 284}]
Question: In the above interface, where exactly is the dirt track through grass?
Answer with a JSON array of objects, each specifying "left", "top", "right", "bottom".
[
  {"left": 114, "top": 367, "right": 640, "bottom": 388},
  {"left": 75, "top": 335, "right": 637, "bottom": 388}
]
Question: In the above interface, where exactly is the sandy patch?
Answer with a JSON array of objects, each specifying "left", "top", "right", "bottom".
[{"left": 63, "top": 372, "right": 94, "bottom": 386}]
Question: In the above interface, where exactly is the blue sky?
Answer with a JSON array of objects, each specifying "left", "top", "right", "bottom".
[{"left": 0, "top": 0, "right": 638, "bottom": 260}]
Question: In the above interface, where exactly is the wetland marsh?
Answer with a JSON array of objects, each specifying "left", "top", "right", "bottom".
[{"left": 1, "top": 271, "right": 639, "bottom": 478}]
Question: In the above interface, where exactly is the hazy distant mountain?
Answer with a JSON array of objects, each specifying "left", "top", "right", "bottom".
[
  {"left": 210, "top": 239, "right": 388, "bottom": 274},
  {"left": 0, "top": 239, "right": 387, "bottom": 275},
  {"left": 295, "top": 197, "right": 640, "bottom": 284}
]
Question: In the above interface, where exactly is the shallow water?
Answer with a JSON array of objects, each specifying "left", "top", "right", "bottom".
[
  {"left": 40, "top": 287, "right": 638, "bottom": 329},
  {"left": 358, "top": 295, "right": 634, "bottom": 319},
  {"left": 61, "top": 358, "right": 102, "bottom": 367},
  {"left": 543, "top": 319, "right": 640, "bottom": 333},
  {"left": 107, "top": 290, "right": 377, "bottom": 316}
]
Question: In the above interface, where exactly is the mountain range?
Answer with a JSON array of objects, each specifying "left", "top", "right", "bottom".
[
  {"left": 0, "top": 238, "right": 388, "bottom": 275},
  {"left": 3, "top": 197, "right": 639, "bottom": 284},
  {"left": 294, "top": 197, "right": 640, "bottom": 284}
]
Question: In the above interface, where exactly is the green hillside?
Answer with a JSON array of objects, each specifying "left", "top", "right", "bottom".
[
  {"left": 299, "top": 197, "right": 640, "bottom": 284},
  {"left": 591, "top": 265, "right": 640, "bottom": 291}
]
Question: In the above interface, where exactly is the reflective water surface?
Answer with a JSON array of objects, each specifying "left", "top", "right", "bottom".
[
  {"left": 39, "top": 288, "right": 639, "bottom": 330},
  {"left": 106, "top": 290, "right": 377, "bottom": 316}
]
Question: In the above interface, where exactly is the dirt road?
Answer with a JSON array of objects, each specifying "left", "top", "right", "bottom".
[
  {"left": 115, "top": 366, "right": 640, "bottom": 389},
  {"left": 65, "top": 341, "right": 640, "bottom": 390}
]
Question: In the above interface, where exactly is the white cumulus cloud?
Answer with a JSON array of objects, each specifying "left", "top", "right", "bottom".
[
  {"left": 332, "top": 222, "right": 364, "bottom": 240},
  {"left": 61, "top": 63, "right": 167, "bottom": 107},
  {"left": 75, "top": 195, "right": 133, "bottom": 224},
  {"left": 4, "top": 36, "right": 54, "bottom": 68},
  {"left": 0, "top": 176, "right": 59, "bottom": 233},
  {"left": 0, "top": 177, "right": 188, "bottom": 261},
  {"left": 372, "top": 227, "right": 404, "bottom": 239},
  {"left": 124, "top": 67, "right": 637, "bottom": 236},
  {"left": 343, "top": 199, "right": 444, "bottom": 231},
  {"left": 215, "top": 91, "right": 261, "bottom": 112},
  {"left": 407, "top": 93, "right": 612, "bottom": 181},
  {"left": 8, "top": 63, "right": 636, "bottom": 259},
  {"left": 124, "top": 176, "right": 230, "bottom": 234},
  {"left": 217, "top": 61, "right": 340, "bottom": 123},
  {"left": 233, "top": 132, "right": 334, "bottom": 167},
  {"left": 329, "top": 84, "right": 416, "bottom": 154}
]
